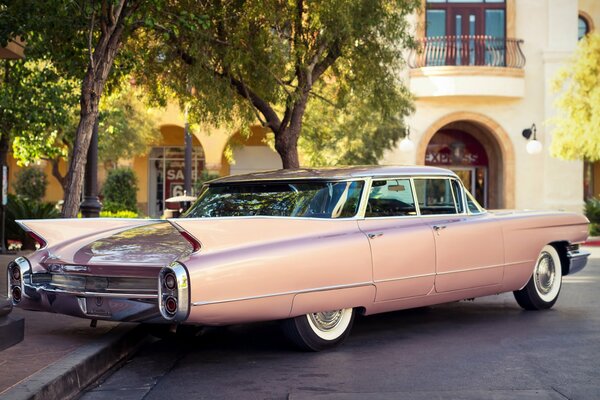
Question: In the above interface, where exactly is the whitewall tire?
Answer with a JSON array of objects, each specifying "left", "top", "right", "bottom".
[
  {"left": 282, "top": 308, "right": 355, "bottom": 351},
  {"left": 514, "top": 245, "right": 563, "bottom": 310}
]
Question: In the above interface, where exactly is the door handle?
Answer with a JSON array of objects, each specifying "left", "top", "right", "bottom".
[
  {"left": 433, "top": 225, "right": 446, "bottom": 235},
  {"left": 368, "top": 232, "right": 383, "bottom": 239}
]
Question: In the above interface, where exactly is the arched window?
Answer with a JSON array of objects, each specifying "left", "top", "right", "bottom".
[{"left": 578, "top": 14, "right": 591, "bottom": 40}]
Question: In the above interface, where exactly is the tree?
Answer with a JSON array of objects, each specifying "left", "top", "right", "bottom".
[
  {"left": 0, "top": 59, "right": 78, "bottom": 179},
  {"left": 1, "top": 59, "right": 159, "bottom": 190},
  {"left": 134, "top": 0, "right": 419, "bottom": 169},
  {"left": 300, "top": 83, "right": 412, "bottom": 166},
  {"left": 550, "top": 33, "right": 600, "bottom": 161},
  {"left": 1, "top": 0, "right": 149, "bottom": 217}
]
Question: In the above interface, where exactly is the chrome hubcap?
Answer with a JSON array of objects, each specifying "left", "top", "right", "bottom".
[
  {"left": 309, "top": 310, "right": 344, "bottom": 332},
  {"left": 535, "top": 252, "right": 556, "bottom": 295}
]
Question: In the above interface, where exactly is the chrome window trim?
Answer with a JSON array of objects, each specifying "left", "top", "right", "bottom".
[
  {"left": 189, "top": 178, "right": 369, "bottom": 220},
  {"left": 411, "top": 176, "right": 469, "bottom": 217},
  {"left": 363, "top": 177, "right": 419, "bottom": 219},
  {"left": 187, "top": 174, "right": 474, "bottom": 221}
]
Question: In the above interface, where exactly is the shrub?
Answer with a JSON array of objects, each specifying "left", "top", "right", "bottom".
[
  {"left": 193, "top": 170, "right": 220, "bottom": 195},
  {"left": 102, "top": 167, "right": 138, "bottom": 213},
  {"left": 100, "top": 210, "right": 139, "bottom": 218},
  {"left": 584, "top": 197, "right": 600, "bottom": 223},
  {"left": 13, "top": 167, "right": 48, "bottom": 202},
  {"left": 584, "top": 198, "right": 600, "bottom": 236},
  {"left": 5, "top": 194, "right": 60, "bottom": 250}
]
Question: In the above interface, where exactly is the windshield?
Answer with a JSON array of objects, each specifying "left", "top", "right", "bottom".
[{"left": 183, "top": 180, "right": 365, "bottom": 219}]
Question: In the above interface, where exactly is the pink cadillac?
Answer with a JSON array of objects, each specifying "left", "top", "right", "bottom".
[{"left": 6, "top": 166, "right": 590, "bottom": 350}]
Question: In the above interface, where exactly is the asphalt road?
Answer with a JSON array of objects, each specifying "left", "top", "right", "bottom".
[{"left": 80, "top": 250, "right": 600, "bottom": 400}]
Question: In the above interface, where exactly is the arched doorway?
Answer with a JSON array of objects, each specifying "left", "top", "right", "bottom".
[
  {"left": 426, "top": 129, "right": 489, "bottom": 207},
  {"left": 220, "top": 126, "right": 282, "bottom": 176},
  {"left": 420, "top": 115, "right": 513, "bottom": 209}
]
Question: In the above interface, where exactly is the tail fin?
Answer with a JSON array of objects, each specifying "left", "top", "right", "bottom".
[
  {"left": 166, "top": 219, "right": 202, "bottom": 252},
  {"left": 16, "top": 218, "right": 159, "bottom": 249}
]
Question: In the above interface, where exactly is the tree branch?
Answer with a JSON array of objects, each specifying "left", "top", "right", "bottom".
[{"left": 225, "top": 71, "right": 281, "bottom": 131}]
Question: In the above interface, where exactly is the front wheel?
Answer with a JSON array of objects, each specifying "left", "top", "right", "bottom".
[
  {"left": 282, "top": 308, "right": 355, "bottom": 351},
  {"left": 514, "top": 245, "right": 562, "bottom": 310}
]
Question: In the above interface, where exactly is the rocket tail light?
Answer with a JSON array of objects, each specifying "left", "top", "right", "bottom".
[
  {"left": 27, "top": 231, "right": 47, "bottom": 250},
  {"left": 8, "top": 257, "right": 31, "bottom": 305},
  {"left": 179, "top": 230, "right": 201, "bottom": 253},
  {"left": 158, "top": 262, "right": 190, "bottom": 322}
]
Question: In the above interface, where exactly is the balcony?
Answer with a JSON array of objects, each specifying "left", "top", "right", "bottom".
[{"left": 407, "top": 36, "right": 526, "bottom": 99}]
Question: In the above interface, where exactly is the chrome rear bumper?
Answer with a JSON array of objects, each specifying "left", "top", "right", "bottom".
[
  {"left": 16, "top": 282, "right": 165, "bottom": 323},
  {"left": 566, "top": 248, "right": 590, "bottom": 275},
  {"left": 7, "top": 257, "right": 166, "bottom": 323}
]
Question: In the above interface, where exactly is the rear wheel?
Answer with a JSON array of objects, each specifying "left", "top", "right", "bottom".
[
  {"left": 514, "top": 245, "right": 562, "bottom": 310},
  {"left": 282, "top": 308, "right": 355, "bottom": 351}
]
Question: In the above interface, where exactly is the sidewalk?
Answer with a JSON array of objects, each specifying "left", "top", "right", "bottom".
[{"left": 0, "top": 254, "right": 147, "bottom": 400}]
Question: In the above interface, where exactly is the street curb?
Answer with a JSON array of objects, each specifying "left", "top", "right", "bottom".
[{"left": 1, "top": 323, "right": 149, "bottom": 400}]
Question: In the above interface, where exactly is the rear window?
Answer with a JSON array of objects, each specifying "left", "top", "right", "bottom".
[{"left": 184, "top": 180, "right": 364, "bottom": 218}]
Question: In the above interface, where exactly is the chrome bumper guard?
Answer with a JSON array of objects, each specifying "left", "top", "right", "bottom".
[{"left": 566, "top": 248, "right": 590, "bottom": 275}]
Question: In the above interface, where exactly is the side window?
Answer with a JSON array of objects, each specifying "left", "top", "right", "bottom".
[
  {"left": 413, "top": 178, "right": 458, "bottom": 215},
  {"left": 366, "top": 179, "right": 417, "bottom": 217},
  {"left": 451, "top": 179, "right": 465, "bottom": 214},
  {"left": 466, "top": 190, "right": 485, "bottom": 214}
]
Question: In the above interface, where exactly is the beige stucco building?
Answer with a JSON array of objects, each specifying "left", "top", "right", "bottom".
[
  {"left": 386, "top": 0, "right": 599, "bottom": 212},
  {"left": 8, "top": 0, "right": 599, "bottom": 217}
]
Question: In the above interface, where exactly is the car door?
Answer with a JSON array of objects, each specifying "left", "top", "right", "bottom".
[
  {"left": 358, "top": 178, "right": 436, "bottom": 301},
  {"left": 413, "top": 177, "right": 504, "bottom": 293}
]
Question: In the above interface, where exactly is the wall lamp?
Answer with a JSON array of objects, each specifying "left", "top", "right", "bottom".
[
  {"left": 522, "top": 124, "right": 542, "bottom": 155},
  {"left": 399, "top": 127, "right": 415, "bottom": 153}
]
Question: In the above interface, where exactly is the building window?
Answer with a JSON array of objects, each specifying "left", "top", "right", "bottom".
[
  {"left": 426, "top": 0, "right": 506, "bottom": 66},
  {"left": 578, "top": 14, "right": 591, "bottom": 40},
  {"left": 148, "top": 146, "right": 205, "bottom": 218}
]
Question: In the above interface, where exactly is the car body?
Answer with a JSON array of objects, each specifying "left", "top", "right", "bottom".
[{"left": 7, "top": 166, "right": 590, "bottom": 350}]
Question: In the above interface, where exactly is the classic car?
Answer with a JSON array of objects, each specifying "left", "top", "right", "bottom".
[{"left": 6, "top": 166, "right": 590, "bottom": 351}]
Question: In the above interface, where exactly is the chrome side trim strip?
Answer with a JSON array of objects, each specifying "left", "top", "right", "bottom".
[
  {"left": 374, "top": 273, "right": 435, "bottom": 283},
  {"left": 436, "top": 263, "right": 505, "bottom": 275},
  {"left": 192, "top": 281, "right": 374, "bottom": 306}
]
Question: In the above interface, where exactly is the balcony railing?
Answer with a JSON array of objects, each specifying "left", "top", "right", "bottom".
[{"left": 408, "top": 36, "right": 526, "bottom": 69}]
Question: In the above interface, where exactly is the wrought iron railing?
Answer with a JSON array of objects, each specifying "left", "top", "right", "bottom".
[{"left": 408, "top": 36, "right": 526, "bottom": 69}]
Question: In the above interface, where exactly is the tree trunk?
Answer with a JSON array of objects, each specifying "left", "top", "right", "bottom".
[
  {"left": 274, "top": 94, "right": 309, "bottom": 169},
  {"left": 61, "top": 0, "right": 132, "bottom": 217},
  {"left": 275, "top": 127, "right": 300, "bottom": 169},
  {"left": 62, "top": 77, "right": 99, "bottom": 217}
]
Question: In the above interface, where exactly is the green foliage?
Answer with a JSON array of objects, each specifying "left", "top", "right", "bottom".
[
  {"left": 99, "top": 209, "right": 139, "bottom": 218},
  {"left": 132, "top": 0, "right": 419, "bottom": 166},
  {"left": 584, "top": 197, "right": 600, "bottom": 236},
  {"left": 12, "top": 166, "right": 48, "bottom": 202},
  {"left": 584, "top": 197, "right": 600, "bottom": 223},
  {"left": 5, "top": 194, "right": 60, "bottom": 250},
  {"left": 193, "top": 170, "right": 220, "bottom": 195},
  {"left": 101, "top": 167, "right": 138, "bottom": 213},
  {"left": 300, "top": 85, "right": 412, "bottom": 166},
  {"left": 98, "top": 87, "right": 161, "bottom": 166},
  {"left": 551, "top": 33, "right": 600, "bottom": 161},
  {"left": 1, "top": 60, "right": 78, "bottom": 166}
]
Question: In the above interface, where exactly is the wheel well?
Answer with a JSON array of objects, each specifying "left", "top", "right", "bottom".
[
  {"left": 355, "top": 306, "right": 367, "bottom": 316},
  {"left": 549, "top": 241, "right": 569, "bottom": 276}
]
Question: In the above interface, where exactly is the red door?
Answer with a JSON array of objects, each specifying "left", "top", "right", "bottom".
[{"left": 447, "top": 7, "right": 484, "bottom": 66}]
